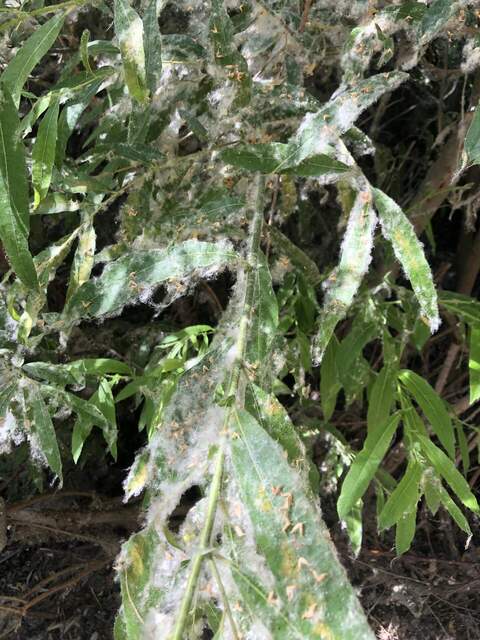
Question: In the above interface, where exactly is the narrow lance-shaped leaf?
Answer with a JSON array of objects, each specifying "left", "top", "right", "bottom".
[
  {"left": 398, "top": 369, "right": 454, "bottom": 459},
  {"left": 464, "top": 104, "right": 480, "bottom": 168},
  {"left": 337, "top": 413, "right": 401, "bottom": 520},
  {"left": 221, "top": 142, "right": 350, "bottom": 176},
  {"left": 1, "top": 13, "right": 65, "bottom": 107},
  {"left": 469, "top": 324, "right": 480, "bottom": 405},
  {"left": 312, "top": 186, "right": 377, "bottom": 364},
  {"left": 114, "top": 0, "right": 149, "bottom": 103},
  {"left": 232, "top": 409, "right": 376, "bottom": 639},
  {"left": 373, "top": 188, "right": 440, "bottom": 332},
  {"left": 65, "top": 240, "right": 237, "bottom": 319},
  {"left": 32, "top": 95, "right": 60, "bottom": 208},
  {"left": 367, "top": 365, "right": 397, "bottom": 434},
  {"left": 142, "top": 0, "right": 162, "bottom": 95},
  {"left": 289, "top": 71, "right": 408, "bottom": 168},
  {"left": 378, "top": 460, "right": 422, "bottom": 530},
  {"left": 0, "top": 85, "right": 38, "bottom": 289},
  {"left": 395, "top": 508, "right": 417, "bottom": 555},
  {"left": 29, "top": 387, "right": 62, "bottom": 483},
  {"left": 432, "top": 480, "right": 472, "bottom": 535},
  {"left": 209, "top": 0, "right": 251, "bottom": 107},
  {"left": 418, "top": 435, "right": 479, "bottom": 514},
  {"left": 94, "top": 379, "right": 118, "bottom": 460},
  {"left": 245, "top": 252, "right": 278, "bottom": 368},
  {"left": 320, "top": 336, "right": 341, "bottom": 421},
  {"left": 66, "top": 214, "right": 96, "bottom": 302}
]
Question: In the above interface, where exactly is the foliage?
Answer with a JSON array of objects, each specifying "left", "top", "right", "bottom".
[{"left": 0, "top": 0, "right": 480, "bottom": 638}]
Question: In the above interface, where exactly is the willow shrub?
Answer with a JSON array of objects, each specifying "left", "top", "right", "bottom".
[{"left": 0, "top": 1, "right": 480, "bottom": 638}]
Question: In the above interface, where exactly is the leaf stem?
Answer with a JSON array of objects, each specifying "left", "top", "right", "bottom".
[{"left": 170, "top": 174, "right": 265, "bottom": 640}]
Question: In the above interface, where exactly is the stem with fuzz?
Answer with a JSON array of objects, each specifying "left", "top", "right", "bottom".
[{"left": 170, "top": 174, "right": 265, "bottom": 640}]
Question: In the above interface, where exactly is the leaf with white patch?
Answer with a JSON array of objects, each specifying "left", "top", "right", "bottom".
[
  {"left": 114, "top": 0, "right": 149, "bottom": 103},
  {"left": 0, "top": 85, "right": 38, "bottom": 289},
  {"left": 32, "top": 95, "right": 60, "bottom": 208},
  {"left": 312, "top": 187, "right": 377, "bottom": 365},
  {"left": 1, "top": 13, "right": 65, "bottom": 107},
  {"left": 231, "top": 408, "right": 375, "bottom": 639},
  {"left": 64, "top": 240, "right": 237, "bottom": 319},
  {"left": 373, "top": 188, "right": 440, "bottom": 332}
]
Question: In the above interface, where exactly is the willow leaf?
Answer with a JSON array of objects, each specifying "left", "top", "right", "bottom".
[
  {"left": 66, "top": 214, "right": 96, "bottom": 302},
  {"left": 420, "top": 0, "right": 457, "bottom": 40},
  {"left": 231, "top": 409, "right": 375, "bottom": 640},
  {"left": 312, "top": 187, "right": 377, "bottom": 364},
  {"left": 1, "top": 13, "right": 65, "bottom": 107},
  {"left": 29, "top": 387, "right": 62, "bottom": 482},
  {"left": 373, "top": 188, "right": 440, "bottom": 332},
  {"left": 418, "top": 435, "right": 479, "bottom": 514},
  {"left": 378, "top": 461, "right": 422, "bottom": 530},
  {"left": 395, "top": 508, "right": 417, "bottom": 555},
  {"left": 434, "top": 481, "right": 472, "bottom": 535},
  {"left": 367, "top": 365, "right": 397, "bottom": 435},
  {"left": 469, "top": 324, "right": 480, "bottom": 405},
  {"left": 398, "top": 369, "right": 454, "bottom": 458},
  {"left": 65, "top": 240, "right": 237, "bottom": 319},
  {"left": 439, "top": 290, "right": 480, "bottom": 326},
  {"left": 337, "top": 413, "right": 400, "bottom": 520},
  {"left": 222, "top": 143, "right": 349, "bottom": 176},
  {"left": 245, "top": 252, "right": 278, "bottom": 368},
  {"left": 32, "top": 95, "right": 60, "bottom": 208},
  {"left": 0, "top": 85, "right": 37, "bottom": 289},
  {"left": 210, "top": 0, "right": 251, "bottom": 107},
  {"left": 464, "top": 104, "right": 480, "bottom": 167},
  {"left": 143, "top": 0, "right": 162, "bottom": 95},
  {"left": 114, "top": 0, "right": 149, "bottom": 103}
]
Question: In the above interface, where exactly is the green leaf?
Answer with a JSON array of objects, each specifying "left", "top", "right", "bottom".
[
  {"left": 29, "top": 387, "right": 62, "bottom": 482},
  {"left": 367, "top": 365, "right": 397, "bottom": 435},
  {"left": 337, "top": 413, "right": 401, "bottom": 520},
  {"left": 373, "top": 188, "right": 440, "bottom": 332},
  {"left": 80, "top": 29, "right": 93, "bottom": 75},
  {"left": 439, "top": 290, "right": 480, "bottom": 325},
  {"left": 455, "top": 419, "right": 470, "bottom": 474},
  {"left": 142, "top": 0, "right": 162, "bottom": 95},
  {"left": 245, "top": 383, "right": 319, "bottom": 493},
  {"left": 423, "top": 471, "right": 442, "bottom": 515},
  {"left": 464, "top": 104, "right": 480, "bottom": 167},
  {"left": 66, "top": 214, "right": 96, "bottom": 302},
  {"left": 1, "top": 13, "right": 65, "bottom": 107},
  {"left": 209, "top": 0, "right": 251, "bottom": 107},
  {"left": 94, "top": 379, "right": 118, "bottom": 459},
  {"left": 398, "top": 369, "right": 454, "bottom": 458},
  {"left": 114, "top": 0, "right": 149, "bottom": 103},
  {"left": 71, "top": 415, "right": 94, "bottom": 464},
  {"left": 312, "top": 187, "right": 377, "bottom": 364},
  {"left": 55, "top": 73, "right": 109, "bottom": 166},
  {"left": 117, "top": 527, "right": 162, "bottom": 638},
  {"left": 418, "top": 435, "right": 479, "bottom": 514},
  {"left": 320, "top": 336, "right": 341, "bottom": 421},
  {"left": 434, "top": 481, "right": 472, "bottom": 535},
  {"left": 231, "top": 408, "right": 375, "bottom": 640},
  {"left": 469, "top": 324, "right": 480, "bottom": 404},
  {"left": 420, "top": 0, "right": 456, "bottom": 39},
  {"left": 0, "top": 85, "right": 38, "bottom": 289},
  {"left": 292, "top": 72, "right": 408, "bottom": 165},
  {"left": 245, "top": 252, "right": 278, "bottom": 367},
  {"left": 221, "top": 143, "right": 350, "bottom": 176},
  {"left": 32, "top": 193, "right": 81, "bottom": 215},
  {"left": 395, "top": 508, "right": 417, "bottom": 555},
  {"left": 378, "top": 461, "right": 422, "bottom": 530},
  {"left": 32, "top": 95, "right": 60, "bottom": 208},
  {"left": 65, "top": 240, "right": 237, "bottom": 319}
]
